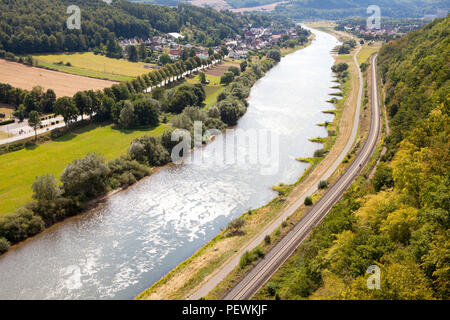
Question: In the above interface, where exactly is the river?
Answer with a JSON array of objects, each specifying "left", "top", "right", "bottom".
[{"left": 0, "top": 28, "right": 339, "bottom": 300}]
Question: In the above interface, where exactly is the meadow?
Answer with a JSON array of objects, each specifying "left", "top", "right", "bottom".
[
  {"left": 0, "top": 62, "right": 231, "bottom": 216},
  {"left": 357, "top": 42, "right": 382, "bottom": 64},
  {"left": 33, "top": 52, "right": 156, "bottom": 81},
  {"left": 0, "top": 122, "right": 168, "bottom": 216}
]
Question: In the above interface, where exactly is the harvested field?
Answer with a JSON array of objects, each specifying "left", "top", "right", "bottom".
[
  {"left": 190, "top": 0, "right": 230, "bottom": 10},
  {"left": 204, "top": 62, "right": 236, "bottom": 77},
  {"left": 0, "top": 59, "right": 117, "bottom": 97},
  {"left": 230, "top": 1, "right": 287, "bottom": 13}
]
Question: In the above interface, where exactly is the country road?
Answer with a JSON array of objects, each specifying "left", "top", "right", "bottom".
[{"left": 223, "top": 53, "right": 381, "bottom": 300}]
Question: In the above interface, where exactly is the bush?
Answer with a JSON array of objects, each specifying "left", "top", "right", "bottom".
[
  {"left": 314, "top": 149, "right": 327, "bottom": 158},
  {"left": 60, "top": 153, "right": 110, "bottom": 199},
  {"left": 0, "top": 237, "right": 10, "bottom": 254},
  {"left": 318, "top": 180, "right": 329, "bottom": 189},
  {"left": 239, "top": 246, "right": 264, "bottom": 269},
  {"left": 267, "top": 282, "right": 278, "bottom": 296},
  {"left": 0, "top": 207, "right": 45, "bottom": 244},
  {"left": 129, "top": 135, "right": 170, "bottom": 166},
  {"left": 226, "top": 217, "right": 245, "bottom": 236},
  {"left": 304, "top": 196, "right": 313, "bottom": 206},
  {"left": 264, "top": 235, "right": 271, "bottom": 244}
]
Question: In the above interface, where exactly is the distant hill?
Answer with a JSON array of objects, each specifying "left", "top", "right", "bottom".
[{"left": 274, "top": 0, "right": 449, "bottom": 19}]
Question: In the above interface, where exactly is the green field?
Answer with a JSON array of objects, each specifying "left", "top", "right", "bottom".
[
  {"left": 357, "top": 42, "right": 382, "bottom": 64},
  {"left": 33, "top": 52, "right": 156, "bottom": 81},
  {"left": 0, "top": 67, "right": 227, "bottom": 216},
  {"left": 181, "top": 73, "right": 224, "bottom": 108},
  {"left": 0, "top": 122, "right": 168, "bottom": 216}
]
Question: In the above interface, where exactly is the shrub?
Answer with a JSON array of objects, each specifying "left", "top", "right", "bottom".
[
  {"left": 314, "top": 148, "right": 327, "bottom": 158},
  {"left": 264, "top": 235, "right": 271, "bottom": 245},
  {"left": 60, "top": 153, "right": 110, "bottom": 199},
  {"left": 0, "top": 237, "right": 10, "bottom": 254},
  {"left": 304, "top": 196, "right": 313, "bottom": 206},
  {"left": 226, "top": 217, "right": 245, "bottom": 236},
  {"left": 267, "top": 282, "right": 278, "bottom": 296},
  {"left": 239, "top": 247, "right": 264, "bottom": 269},
  {"left": 318, "top": 180, "right": 329, "bottom": 189}
]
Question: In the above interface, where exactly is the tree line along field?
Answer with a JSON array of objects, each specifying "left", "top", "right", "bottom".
[
  {"left": 0, "top": 60, "right": 235, "bottom": 216},
  {"left": 33, "top": 52, "right": 157, "bottom": 82},
  {"left": 0, "top": 122, "right": 168, "bottom": 216}
]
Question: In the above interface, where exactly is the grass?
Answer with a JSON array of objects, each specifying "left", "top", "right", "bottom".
[
  {"left": 357, "top": 42, "right": 382, "bottom": 65},
  {"left": 0, "top": 122, "right": 168, "bottom": 216},
  {"left": 33, "top": 52, "right": 156, "bottom": 81},
  {"left": 177, "top": 73, "right": 224, "bottom": 109}
]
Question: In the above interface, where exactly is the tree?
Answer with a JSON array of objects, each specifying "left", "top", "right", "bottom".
[
  {"left": 228, "top": 66, "right": 240, "bottom": 76},
  {"left": 28, "top": 111, "right": 41, "bottom": 141},
  {"left": 217, "top": 100, "right": 244, "bottom": 126},
  {"left": 138, "top": 43, "right": 147, "bottom": 60},
  {"left": 199, "top": 72, "right": 207, "bottom": 84},
  {"left": 133, "top": 98, "right": 160, "bottom": 127},
  {"left": 127, "top": 45, "right": 138, "bottom": 62},
  {"left": 240, "top": 60, "right": 247, "bottom": 72},
  {"left": 119, "top": 102, "right": 136, "bottom": 128},
  {"left": 220, "top": 72, "right": 234, "bottom": 85},
  {"left": 159, "top": 54, "right": 171, "bottom": 65},
  {"left": 14, "top": 104, "right": 26, "bottom": 122},
  {"left": 267, "top": 49, "right": 281, "bottom": 62},
  {"left": 32, "top": 174, "right": 61, "bottom": 201},
  {"left": 128, "top": 135, "right": 170, "bottom": 166},
  {"left": 60, "top": 153, "right": 109, "bottom": 199},
  {"left": 41, "top": 89, "right": 56, "bottom": 113},
  {"left": 372, "top": 163, "right": 394, "bottom": 191},
  {"left": 73, "top": 91, "right": 92, "bottom": 120},
  {"left": 54, "top": 97, "right": 79, "bottom": 127}
]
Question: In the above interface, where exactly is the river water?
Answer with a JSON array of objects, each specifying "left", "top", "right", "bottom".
[{"left": 0, "top": 28, "right": 339, "bottom": 300}]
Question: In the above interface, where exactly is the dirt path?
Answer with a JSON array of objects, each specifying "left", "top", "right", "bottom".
[{"left": 0, "top": 59, "right": 117, "bottom": 97}]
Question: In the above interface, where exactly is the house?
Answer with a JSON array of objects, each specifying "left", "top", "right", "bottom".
[{"left": 168, "top": 32, "right": 184, "bottom": 39}]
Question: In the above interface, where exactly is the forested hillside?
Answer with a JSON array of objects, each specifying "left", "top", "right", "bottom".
[
  {"left": 257, "top": 16, "right": 449, "bottom": 300},
  {"left": 273, "top": 0, "right": 448, "bottom": 19},
  {"left": 0, "top": 0, "right": 274, "bottom": 54}
]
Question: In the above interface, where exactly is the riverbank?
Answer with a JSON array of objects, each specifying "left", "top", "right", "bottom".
[{"left": 136, "top": 28, "right": 357, "bottom": 300}]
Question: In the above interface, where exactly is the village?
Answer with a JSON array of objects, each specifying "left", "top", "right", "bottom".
[{"left": 118, "top": 25, "right": 303, "bottom": 62}]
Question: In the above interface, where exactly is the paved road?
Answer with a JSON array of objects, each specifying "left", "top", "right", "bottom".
[
  {"left": 223, "top": 53, "right": 380, "bottom": 300},
  {"left": 189, "top": 39, "right": 365, "bottom": 300}
]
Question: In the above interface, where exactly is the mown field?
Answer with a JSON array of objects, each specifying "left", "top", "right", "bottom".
[
  {"left": 33, "top": 52, "right": 156, "bottom": 81},
  {"left": 357, "top": 42, "right": 382, "bottom": 64},
  {"left": 0, "top": 61, "right": 231, "bottom": 216},
  {"left": 0, "top": 59, "right": 117, "bottom": 97},
  {"left": 0, "top": 122, "right": 168, "bottom": 216}
]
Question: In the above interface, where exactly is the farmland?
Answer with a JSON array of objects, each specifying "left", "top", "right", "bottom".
[
  {"left": 0, "top": 122, "right": 169, "bottom": 216},
  {"left": 33, "top": 52, "right": 157, "bottom": 82},
  {"left": 0, "top": 59, "right": 117, "bottom": 97}
]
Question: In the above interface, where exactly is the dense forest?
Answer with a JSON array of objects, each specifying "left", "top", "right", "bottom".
[
  {"left": 258, "top": 17, "right": 449, "bottom": 300},
  {"left": 0, "top": 0, "right": 276, "bottom": 54}
]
